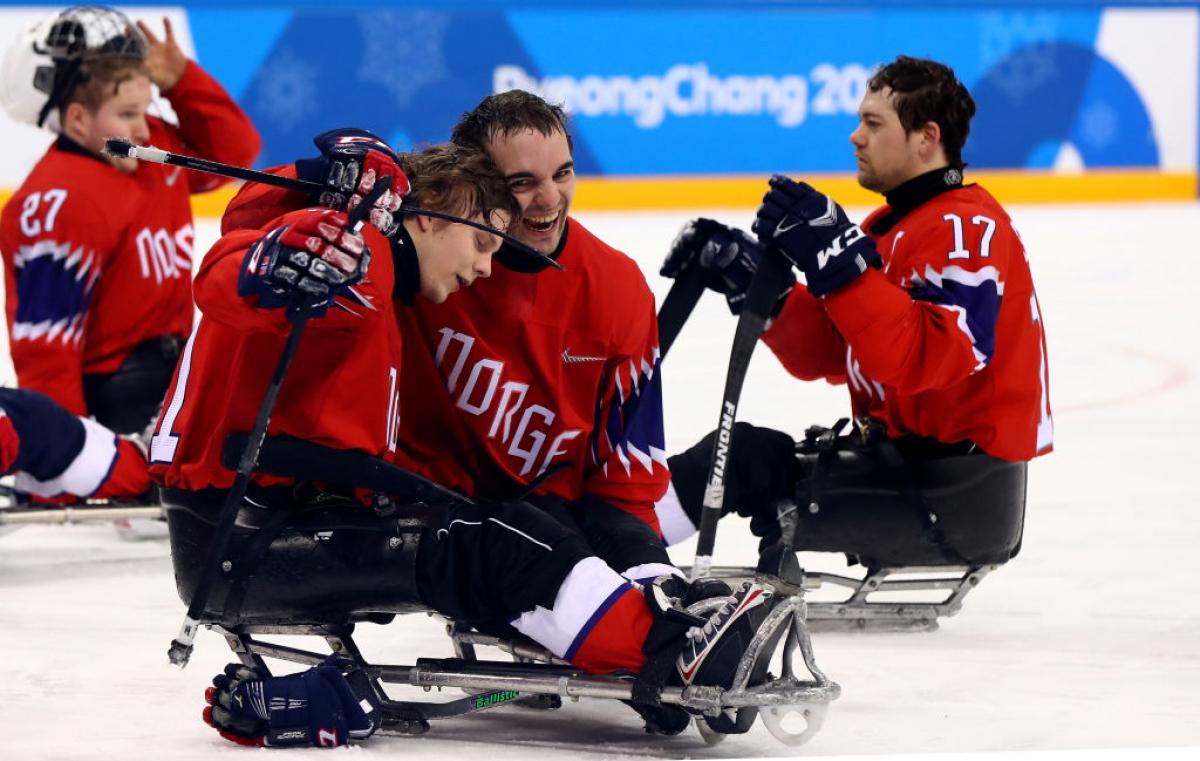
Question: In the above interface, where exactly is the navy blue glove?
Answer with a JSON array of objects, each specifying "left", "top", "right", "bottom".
[
  {"left": 295, "top": 128, "right": 409, "bottom": 237},
  {"left": 752, "top": 176, "right": 882, "bottom": 297},
  {"left": 203, "top": 658, "right": 377, "bottom": 747},
  {"left": 661, "top": 218, "right": 795, "bottom": 315},
  {"left": 238, "top": 208, "right": 370, "bottom": 317}
]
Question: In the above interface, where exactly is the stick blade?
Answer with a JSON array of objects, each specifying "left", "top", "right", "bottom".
[{"left": 102, "top": 137, "right": 134, "bottom": 158}]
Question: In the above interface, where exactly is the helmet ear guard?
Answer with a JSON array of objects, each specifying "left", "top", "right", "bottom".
[{"left": 1, "top": 5, "right": 147, "bottom": 131}]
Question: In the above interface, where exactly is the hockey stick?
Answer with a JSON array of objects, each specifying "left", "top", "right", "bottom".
[
  {"left": 220, "top": 434, "right": 472, "bottom": 506},
  {"left": 166, "top": 178, "right": 393, "bottom": 668},
  {"left": 656, "top": 267, "right": 707, "bottom": 359},
  {"left": 102, "top": 138, "right": 563, "bottom": 272},
  {"left": 691, "top": 250, "right": 794, "bottom": 581}
]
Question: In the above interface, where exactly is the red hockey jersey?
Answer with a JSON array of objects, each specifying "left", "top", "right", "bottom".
[
  {"left": 148, "top": 207, "right": 401, "bottom": 491},
  {"left": 392, "top": 218, "right": 671, "bottom": 530},
  {"left": 0, "top": 61, "right": 260, "bottom": 416},
  {"left": 763, "top": 182, "right": 1053, "bottom": 462}
]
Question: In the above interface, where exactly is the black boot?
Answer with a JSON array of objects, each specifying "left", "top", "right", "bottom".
[
  {"left": 623, "top": 575, "right": 732, "bottom": 735},
  {"left": 634, "top": 577, "right": 784, "bottom": 736}
]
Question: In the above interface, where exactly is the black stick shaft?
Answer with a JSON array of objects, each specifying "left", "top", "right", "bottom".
[
  {"left": 656, "top": 267, "right": 707, "bottom": 359},
  {"left": 166, "top": 314, "right": 309, "bottom": 666},
  {"left": 691, "top": 250, "right": 793, "bottom": 580},
  {"left": 168, "top": 150, "right": 323, "bottom": 193},
  {"left": 108, "top": 139, "right": 562, "bottom": 270},
  {"left": 166, "top": 180, "right": 390, "bottom": 667}
]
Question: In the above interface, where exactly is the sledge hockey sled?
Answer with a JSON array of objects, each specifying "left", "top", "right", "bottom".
[
  {"left": 700, "top": 422, "right": 1029, "bottom": 632},
  {"left": 161, "top": 438, "right": 840, "bottom": 747}
]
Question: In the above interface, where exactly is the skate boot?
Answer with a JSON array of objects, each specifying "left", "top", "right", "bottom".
[
  {"left": 623, "top": 575, "right": 732, "bottom": 735},
  {"left": 675, "top": 580, "right": 783, "bottom": 734},
  {"left": 635, "top": 577, "right": 784, "bottom": 735}
]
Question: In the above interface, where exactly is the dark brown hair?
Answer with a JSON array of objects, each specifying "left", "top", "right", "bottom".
[
  {"left": 400, "top": 142, "right": 520, "bottom": 233},
  {"left": 451, "top": 89, "right": 573, "bottom": 154},
  {"left": 868, "top": 55, "right": 976, "bottom": 167}
]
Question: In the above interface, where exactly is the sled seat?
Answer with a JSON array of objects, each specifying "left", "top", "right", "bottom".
[
  {"left": 162, "top": 488, "right": 426, "bottom": 627},
  {"left": 769, "top": 436, "right": 1028, "bottom": 631}
]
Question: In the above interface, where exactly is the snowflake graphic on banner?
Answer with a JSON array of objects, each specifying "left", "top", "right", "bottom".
[
  {"left": 356, "top": 11, "right": 449, "bottom": 108},
  {"left": 252, "top": 48, "right": 319, "bottom": 128},
  {"left": 980, "top": 13, "right": 1059, "bottom": 100},
  {"left": 1080, "top": 101, "right": 1118, "bottom": 148}
]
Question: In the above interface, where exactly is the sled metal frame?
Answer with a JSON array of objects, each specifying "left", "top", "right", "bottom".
[
  {"left": 0, "top": 503, "right": 162, "bottom": 527},
  {"left": 698, "top": 563, "right": 999, "bottom": 632},
  {"left": 209, "top": 592, "right": 839, "bottom": 747}
]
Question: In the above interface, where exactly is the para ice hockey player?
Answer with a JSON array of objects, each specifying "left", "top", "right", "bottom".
[
  {"left": 659, "top": 55, "right": 1049, "bottom": 568},
  {"left": 0, "top": 6, "right": 260, "bottom": 445},
  {"left": 153, "top": 130, "right": 784, "bottom": 747},
  {"left": 0, "top": 386, "right": 148, "bottom": 501},
  {"left": 395, "top": 91, "right": 673, "bottom": 547}
]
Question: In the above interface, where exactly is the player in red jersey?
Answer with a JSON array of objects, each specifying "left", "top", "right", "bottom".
[
  {"left": 148, "top": 132, "right": 781, "bottom": 747},
  {"left": 660, "top": 56, "right": 1049, "bottom": 566},
  {"left": 0, "top": 386, "right": 149, "bottom": 500},
  {"left": 1, "top": 8, "right": 261, "bottom": 431},
  {"left": 386, "top": 92, "right": 732, "bottom": 737},
  {"left": 394, "top": 91, "right": 678, "bottom": 581},
  {"left": 0, "top": 7, "right": 259, "bottom": 502}
]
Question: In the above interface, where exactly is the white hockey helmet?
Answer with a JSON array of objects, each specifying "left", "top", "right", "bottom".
[{"left": 0, "top": 6, "right": 146, "bottom": 132}]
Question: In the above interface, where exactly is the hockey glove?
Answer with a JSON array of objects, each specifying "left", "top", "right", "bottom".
[
  {"left": 238, "top": 208, "right": 370, "bottom": 317},
  {"left": 752, "top": 175, "right": 882, "bottom": 297},
  {"left": 295, "top": 128, "right": 409, "bottom": 237},
  {"left": 661, "top": 218, "right": 794, "bottom": 316},
  {"left": 203, "top": 658, "right": 377, "bottom": 748},
  {"left": 667, "top": 422, "right": 800, "bottom": 549}
]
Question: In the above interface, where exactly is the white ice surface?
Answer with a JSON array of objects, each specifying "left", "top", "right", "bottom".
[{"left": 2, "top": 203, "right": 1198, "bottom": 759}]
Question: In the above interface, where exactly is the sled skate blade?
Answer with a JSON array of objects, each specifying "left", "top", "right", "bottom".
[
  {"left": 805, "top": 564, "right": 997, "bottom": 632},
  {"left": 759, "top": 699, "right": 829, "bottom": 746},
  {"left": 693, "top": 715, "right": 726, "bottom": 746}
]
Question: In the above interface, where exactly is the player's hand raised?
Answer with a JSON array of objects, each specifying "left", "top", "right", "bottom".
[
  {"left": 297, "top": 129, "right": 410, "bottom": 237},
  {"left": 238, "top": 208, "right": 370, "bottom": 316},
  {"left": 752, "top": 175, "right": 881, "bottom": 297},
  {"left": 662, "top": 218, "right": 794, "bottom": 316},
  {"left": 136, "top": 17, "right": 188, "bottom": 91}
]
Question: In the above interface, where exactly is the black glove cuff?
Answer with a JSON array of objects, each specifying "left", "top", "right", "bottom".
[
  {"left": 294, "top": 156, "right": 330, "bottom": 206},
  {"left": 806, "top": 249, "right": 880, "bottom": 297}
]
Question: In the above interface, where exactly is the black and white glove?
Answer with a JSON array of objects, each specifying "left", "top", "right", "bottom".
[
  {"left": 238, "top": 208, "right": 370, "bottom": 316},
  {"left": 661, "top": 218, "right": 794, "bottom": 315},
  {"left": 295, "top": 128, "right": 409, "bottom": 237},
  {"left": 203, "top": 658, "right": 378, "bottom": 747},
  {"left": 752, "top": 175, "right": 882, "bottom": 297}
]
